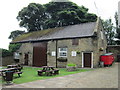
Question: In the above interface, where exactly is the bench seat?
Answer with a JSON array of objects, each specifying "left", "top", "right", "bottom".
[{"left": 53, "top": 69, "right": 59, "bottom": 75}]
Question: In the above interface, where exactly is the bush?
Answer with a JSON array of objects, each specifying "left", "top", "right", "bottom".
[
  {"left": 1, "top": 43, "right": 21, "bottom": 58},
  {"left": 9, "top": 43, "right": 22, "bottom": 52},
  {"left": 67, "top": 63, "right": 76, "bottom": 67},
  {"left": 66, "top": 63, "right": 77, "bottom": 71},
  {"left": 1, "top": 48, "right": 13, "bottom": 57}
]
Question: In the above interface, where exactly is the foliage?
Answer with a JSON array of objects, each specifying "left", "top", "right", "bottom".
[
  {"left": 9, "top": 43, "right": 22, "bottom": 53},
  {"left": 67, "top": 63, "right": 76, "bottom": 67},
  {"left": 17, "top": 1, "right": 97, "bottom": 32},
  {"left": 8, "top": 30, "right": 25, "bottom": 40},
  {"left": 1, "top": 44, "right": 21, "bottom": 57},
  {"left": 17, "top": 3, "right": 46, "bottom": 32},
  {"left": 1, "top": 48, "right": 13, "bottom": 57},
  {"left": 102, "top": 19, "right": 116, "bottom": 45},
  {"left": 114, "top": 12, "right": 120, "bottom": 45}
]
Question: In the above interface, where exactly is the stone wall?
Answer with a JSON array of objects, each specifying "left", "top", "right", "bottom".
[
  {"left": 2, "top": 56, "right": 14, "bottom": 66},
  {"left": 93, "top": 18, "right": 107, "bottom": 67},
  {"left": 107, "top": 45, "right": 120, "bottom": 61},
  {"left": 18, "top": 43, "right": 33, "bottom": 66},
  {"left": 47, "top": 37, "right": 106, "bottom": 68},
  {"left": 47, "top": 41, "right": 57, "bottom": 67}
]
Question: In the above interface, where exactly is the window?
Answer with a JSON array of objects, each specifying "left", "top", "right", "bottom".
[
  {"left": 59, "top": 48, "right": 67, "bottom": 57},
  {"left": 100, "top": 31, "right": 104, "bottom": 39},
  {"left": 72, "top": 39, "right": 79, "bottom": 45}
]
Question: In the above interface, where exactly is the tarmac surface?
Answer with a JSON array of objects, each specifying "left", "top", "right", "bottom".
[{"left": 2, "top": 63, "right": 118, "bottom": 88}]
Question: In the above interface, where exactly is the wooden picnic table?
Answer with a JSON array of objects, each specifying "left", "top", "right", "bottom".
[
  {"left": 7, "top": 64, "right": 23, "bottom": 71},
  {"left": 0, "top": 68, "right": 22, "bottom": 77},
  {"left": 7, "top": 65, "right": 18, "bottom": 68},
  {"left": 37, "top": 66, "right": 59, "bottom": 76}
]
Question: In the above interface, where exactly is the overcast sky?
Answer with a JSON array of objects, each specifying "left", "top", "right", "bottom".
[{"left": 0, "top": 0, "right": 119, "bottom": 49}]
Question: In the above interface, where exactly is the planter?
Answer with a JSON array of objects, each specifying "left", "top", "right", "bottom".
[
  {"left": 77, "top": 51, "right": 80, "bottom": 54},
  {"left": 57, "top": 58, "right": 67, "bottom": 62},
  {"left": 66, "top": 66, "right": 77, "bottom": 71}
]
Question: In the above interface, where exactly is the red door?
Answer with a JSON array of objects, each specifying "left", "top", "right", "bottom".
[
  {"left": 33, "top": 42, "right": 47, "bottom": 67},
  {"left": 84, "top": 53, "right": 91, "bottom": 68}
]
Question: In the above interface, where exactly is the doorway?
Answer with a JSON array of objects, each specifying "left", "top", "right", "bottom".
[
  {"left": 33, "top": 42, "right": 47, "bottom": 67},
  {"left": 82, "top": 52, "right": 93, "bottom": 68},
  {"left": 24, "top": 53, "right": 29, "bottom": 65}
]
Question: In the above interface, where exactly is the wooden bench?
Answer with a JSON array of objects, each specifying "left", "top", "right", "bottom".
[
  {"left": 38, "top": 70, "right": 53, "bottom": 76},
  {"left": 45, "top": 71, "right": 53, "bottom": 76},
  {"left": 37, "top": 70, "right": 43, "bottom": 76},
  {"left": 53, "top": 69, "right": 59, "bottom": 75},
  {"left": 14, "top": 72, "right": 22, "bottom": 77},
  {"left": 37, "top": 66, "right": 59, "bottom": 76}
]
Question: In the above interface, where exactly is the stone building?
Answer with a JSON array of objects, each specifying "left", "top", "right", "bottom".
[
  {"left": 11, "top": 18, "right": 107, "bottom": 68},
  {"left": 107, "top": 45, "right": 120, "bottom": 61}
]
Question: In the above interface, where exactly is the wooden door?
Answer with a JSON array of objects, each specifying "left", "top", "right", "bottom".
[
  {"left": 33, "top": 42, "right": 47, "bottom": 67},
  {"left": 24, "top": 54, "right": 28, "bottom": 65},
  {"left": 84, "top": 53, "right": 91, "bottom": 68}
]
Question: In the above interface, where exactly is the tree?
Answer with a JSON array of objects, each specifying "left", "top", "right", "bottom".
[
  {"left": 114, "top": 12, "right": 120, "bottom": 44},
  {"left": 102, "top": 19, "right": 116, "bottom": 45},
  {"left": 8, "top": 30, "right": 25, "bottom": 40},
  {"left": 0, "top": 48, "right": 13, "bottom": 57},
  {"left": 17, "top": 1, "right": 97, "bottom": 32},
  {"left": 9, "top": 43, "right": 22, "bottom": 53},
  {"left": 17, "top": 3, "right": 46, "bottom": 32},
  {"left": 44, "top": 2, "right": 97, "bottom": 28}
]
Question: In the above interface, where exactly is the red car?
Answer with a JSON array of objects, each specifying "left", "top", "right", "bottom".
[{"left": 100, "top": 53, "right": 114, "bottom": 66}]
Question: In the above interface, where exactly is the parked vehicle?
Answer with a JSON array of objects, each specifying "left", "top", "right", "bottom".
[{"left": 100, "top": 53, "right": 114, "bottom": 66}]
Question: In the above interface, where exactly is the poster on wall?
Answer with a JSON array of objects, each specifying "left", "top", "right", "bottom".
[
  {"left": 71, "top": 51, "right": 76, "bottom": 56},
  {"left": 51, "top": 51, "right": 56, "bottom": 56}
]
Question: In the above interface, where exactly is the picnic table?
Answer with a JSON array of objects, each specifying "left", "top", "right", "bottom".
[
  {"left": 0, "top": 68, "right": 22, "bottom": 78},
  {"left": 7, "top": 65, "right": 18, "bottom": 68},
  {"left": 37, "top": 66, "right": 59, "bottom": 76},
  {"left": 7, "top": 64, "right": 23, "bottom": 71}
]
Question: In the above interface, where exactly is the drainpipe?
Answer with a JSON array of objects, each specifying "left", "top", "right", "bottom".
[{"left": 56, "top": 40, "right": 58, "bottom": 68}]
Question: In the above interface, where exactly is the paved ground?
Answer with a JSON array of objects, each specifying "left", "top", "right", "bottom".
[{"left": 3, "top": 63, "right": 118, "bottom": 88}]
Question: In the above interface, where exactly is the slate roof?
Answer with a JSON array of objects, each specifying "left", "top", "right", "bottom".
[{"left": 11, "top": 22, "right": 97, "bottom": 43}]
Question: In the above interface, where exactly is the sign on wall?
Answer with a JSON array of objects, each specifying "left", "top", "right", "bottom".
[
  {"left": 71, "top": 51, "right": 77, "bottom": 56},
  {"left": 14, "top": 52, "right": 20, "bottom": 59},
  {"left": 51, "top": 51, "right": 56, "bottom": 56}
]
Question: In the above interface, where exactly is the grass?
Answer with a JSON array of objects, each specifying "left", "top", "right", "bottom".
[{"left": 2, "top": 67, "right": 93, "bottom": 84}]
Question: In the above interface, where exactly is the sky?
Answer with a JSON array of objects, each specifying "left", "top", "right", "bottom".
[{"left": 0, "top": 0, "right": 119, "bottom": 50}]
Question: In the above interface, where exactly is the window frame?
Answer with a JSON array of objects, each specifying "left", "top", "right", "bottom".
[
  {"left": 72, "top": 38, "right": 79, "bottom": 45},
  {"left": 58, "top": 47, "right": 67, "bottom": 57},
  {"left": 100, "top": 31, "right": 104, "bottom": 39}
]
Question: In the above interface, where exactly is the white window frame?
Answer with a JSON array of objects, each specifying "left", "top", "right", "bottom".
[
  {"left": 82, "top": 52, "right": 93, "bottom": 68},
  {"left": 58, "top": 48, "right": 67, "bottom": 57}
]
